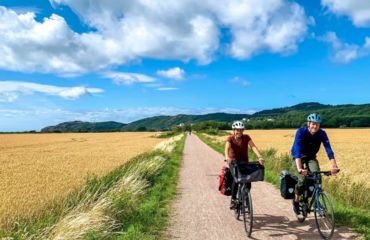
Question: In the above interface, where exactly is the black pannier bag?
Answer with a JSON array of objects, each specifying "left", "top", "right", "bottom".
[
  {"left": 306, "top": 177, "right": 315, "bottom": 196},
  {"left": 236, "top": 162, "right": 264, "bottom": 183},
  {"left": 280, "top": 170, "right": 297, "bottom": 199}
]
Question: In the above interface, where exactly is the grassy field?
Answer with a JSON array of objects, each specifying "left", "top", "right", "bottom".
[
  {"left": 212, "top": 129, "right": 370, "bottom": 186},
  {"left": 0, "top": 132, "right": 163, "bottom": 228}
]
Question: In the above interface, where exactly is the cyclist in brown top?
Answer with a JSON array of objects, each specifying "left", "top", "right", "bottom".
[{"left": 225, "top": 121, "right": 265, "bottom": 208}]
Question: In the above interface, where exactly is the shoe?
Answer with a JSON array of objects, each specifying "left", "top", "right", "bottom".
[
  {"left": 292, "top": 200, "right": 300, "bottom": 215},
  {"left": 230, "top": 199, "right": 237, "bottom": 210}
]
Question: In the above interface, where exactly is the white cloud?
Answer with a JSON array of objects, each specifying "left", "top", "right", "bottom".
[
  {"left": 0, "top": 81, "right": 103, "bottom": 102},
  {"left": 103, "top": 71, "right": 156, "bottom": 85},
  {"left": 322, "top": 32, "right": 370, "bottom": 63},
  {"left": 144, "top": 83, "right": 162, "bottom": 88},
  {"left": 321, "top": 0, "right": 370, "bottom": 27},
  {"left": 230, "top": 77, "right": 250, "bottom": 87},
  {"left": 0, "top": 1, "right": 309, "bottom": 75},
  {"left": 213, "top": 0, "right": 309, "bottom": 59},
  {"left": 157, "top": 87, "right": 179, "bottom": 91},
  {"left": 156, "top": 67, "right": 185, "bottom": 80}
]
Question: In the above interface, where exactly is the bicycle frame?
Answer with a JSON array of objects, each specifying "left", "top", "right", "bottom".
[
  {"left": 305, "top": 175, "right": 323, "bottom": 214},
  {"left": 301, "top": 170, "right": 334, "bottom": 215},
  {"left": 238, "top": 182, "right": 250, "bottom": 196}
]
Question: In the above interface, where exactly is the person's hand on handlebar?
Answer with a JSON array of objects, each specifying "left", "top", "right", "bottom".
[
  {"left": 298, "top": 168, "right": 308, "bottom": 176},
  {"left": 226, "top": 158, "right": 234, "bottom": 166},
  {"left": 330, "top": 159, "right": 340, "bottom": 175},
  {"left": 331, "top": 167, "right": 340, "bottom": 175},
  {"left": 258, "top": 156, "right": 264, "bottom": 166}
]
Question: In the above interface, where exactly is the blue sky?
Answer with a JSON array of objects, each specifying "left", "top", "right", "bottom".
[{"left": 1, "top": 0, "right": 370, "bottom": 131}]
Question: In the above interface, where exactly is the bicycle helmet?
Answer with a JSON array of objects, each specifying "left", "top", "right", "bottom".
[
  {"left": 307, "top": 113, "right": 321, "bottom": 123},
  {"left": 232, "top": 121, "right": 245, "bottom": 129}
]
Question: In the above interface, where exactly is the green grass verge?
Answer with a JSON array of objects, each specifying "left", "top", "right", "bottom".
[
  {"left": 197, "top": 132, "right": 369, "bottom": 239},
  {"left": 1, "top": 135, "right": 185, "bottom": 240},
  {"left": 108, "top": 134, "right": 185, "bottom": 240}
]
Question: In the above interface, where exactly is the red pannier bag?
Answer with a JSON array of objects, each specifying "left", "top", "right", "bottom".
[{"left": 219, "top": 166, "right": 233, "bottom": 196}]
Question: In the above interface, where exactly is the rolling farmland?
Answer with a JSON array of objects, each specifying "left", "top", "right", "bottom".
[{"left": 0, "top": 132, "right": 163, "bottom": 227}]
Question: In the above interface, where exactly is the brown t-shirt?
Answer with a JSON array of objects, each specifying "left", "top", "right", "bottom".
[{"left": 227, "top": 134, "right": 251, "bottom": 162}]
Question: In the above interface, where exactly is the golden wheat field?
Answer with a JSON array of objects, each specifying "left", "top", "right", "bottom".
[
  {"left": 0, "top": 132, "right": 163, "bottom": 227},
  {"left": 214, "top": 129, "right": 370, "bottom": 186}
]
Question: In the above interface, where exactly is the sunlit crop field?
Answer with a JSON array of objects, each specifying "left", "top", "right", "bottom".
[
  {"left": 0, "top": 132, "right": 163, "bottom": 227},
  {"left": 213, "top": 129, "right": 370, "bottom": 186}
]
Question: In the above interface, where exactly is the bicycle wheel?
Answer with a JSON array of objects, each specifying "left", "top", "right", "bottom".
[
  {"left": 314, "top": 191, "right": 335, "bottom": 239},
  {"left": 241, "top": 187, "right": 253, "bottom": 237}
]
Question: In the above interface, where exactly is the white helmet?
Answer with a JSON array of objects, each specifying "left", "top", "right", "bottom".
[{"left": 232, "top": 121, "right": 244, "bottom": 129}]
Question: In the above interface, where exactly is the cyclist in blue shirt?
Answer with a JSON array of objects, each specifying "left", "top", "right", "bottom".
[{"left": 291, "top": 113, "right": 339, "bottom": 215}]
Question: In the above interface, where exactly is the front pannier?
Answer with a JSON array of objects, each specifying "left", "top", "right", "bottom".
[
  {"left": 280, "top": 170, "right": 297, "bottom": 199},
  {"left": 236, "top": 162, "right": 265, "bottom": 183}
]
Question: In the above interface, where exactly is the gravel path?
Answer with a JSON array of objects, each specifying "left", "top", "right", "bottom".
[{"left": 165, "top": 134, "right": 360, "bottom": 240}]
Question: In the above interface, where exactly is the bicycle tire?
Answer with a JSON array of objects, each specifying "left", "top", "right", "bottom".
[
  {"left": 242, "top": 187, "right": 253, "bottom": 237},
  {"left": 314, "top": 191, "right": 335, "bottom": 239},
  {"left": 234, "top": 201, "right": 240, "bottom": 220}
]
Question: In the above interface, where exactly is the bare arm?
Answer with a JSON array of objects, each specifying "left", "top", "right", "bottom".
[
  {"left": 225, "top": 141, "right": 233, "bottom": 165},
  {"left": 248, "top": 140, "right": 264, "bottom": 165}
]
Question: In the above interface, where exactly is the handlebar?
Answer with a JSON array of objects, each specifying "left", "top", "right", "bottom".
[
  {"left": 307, "top": 169, "right": 340, "bottom": 176},
  {"left": 224, "top": 159, "right": 264, "bottom": 167}
]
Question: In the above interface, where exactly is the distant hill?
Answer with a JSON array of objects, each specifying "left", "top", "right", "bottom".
[
  {"left": 253, "top": 102, "right": 333, "bottom": 117},
  {"left": 40, "top": 102, "right": 370, "bottom": 132},
  {"left": 41, "top": 121, "right": 126, "bottom": 133},
  {"left": 246, "top": 102, "right": 370, "bottom": 129},
  {"left": 120, "top": 113, "right": 252, "bottom": 131}
]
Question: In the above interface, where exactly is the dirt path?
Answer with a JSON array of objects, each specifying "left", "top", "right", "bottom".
[{"left": 165, "top": 134, "right": 360, "bottom": 240}]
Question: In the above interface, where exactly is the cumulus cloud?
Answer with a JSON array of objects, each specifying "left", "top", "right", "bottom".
[
  {"left": 322, "top": 32, "right": 370, "bottom": 63},
  {"left": 0, "top": 81, "right": 103, "bottom": 102},
  {"left": 212, "top": 0, "right": 308, "bottom": 59},
  {"left": 103, "top": 71, "right": 156, "bottom": 85},
  {"left": 0, "top": 1, "right": 309, "bottom": 75},
  {"left": 321, "top": 0, "right": 370, "bottom": 27},
  {"left": 156, "top": 67, "right": 185, "bottom": 80}
]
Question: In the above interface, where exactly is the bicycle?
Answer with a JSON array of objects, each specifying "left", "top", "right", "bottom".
[
  {"left": 229, "top": 161, "right": 264, "bottom": 237},
  {"left": 296, "top": 170, "right": 339, "bottom": 239}
]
